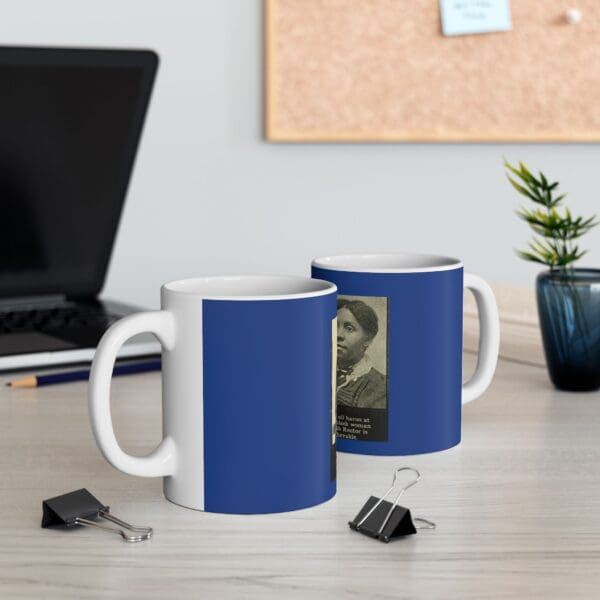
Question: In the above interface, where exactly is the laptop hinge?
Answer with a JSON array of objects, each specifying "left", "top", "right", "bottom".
[{"left": 0, "top": 295, "right": 69, "bottom": 310}]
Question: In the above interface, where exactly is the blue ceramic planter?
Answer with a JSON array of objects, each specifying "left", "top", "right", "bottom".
[{"left": 536, "top": 269, "right": 600, "bottom": 391}]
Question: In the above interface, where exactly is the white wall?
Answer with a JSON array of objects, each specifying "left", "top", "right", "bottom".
[{"left": 2, "top": 0, "right": 600, "bottom": 308}]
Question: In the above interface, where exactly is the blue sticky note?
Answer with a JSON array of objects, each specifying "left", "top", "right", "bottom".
[{"left": 439, "top": 0, "right": 512, "bottom": 36}]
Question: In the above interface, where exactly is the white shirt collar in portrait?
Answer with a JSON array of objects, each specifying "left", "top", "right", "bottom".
[{"left": 339, "top": 354, "right": 373, "bottom": 390}]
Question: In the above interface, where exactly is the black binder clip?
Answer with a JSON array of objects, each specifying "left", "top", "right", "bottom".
[
  {"left": 349, "top": 467, "right": 435, "bottom": 543},
  {"left": 42, "top": 488, "right": 153, "bottom": 543}
]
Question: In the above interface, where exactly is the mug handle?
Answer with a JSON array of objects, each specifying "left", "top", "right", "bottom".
[
  {"left": 88, "top": 311, "right": 178, "bottom": 476},
  {"left": 462, "top": 273, "right": 500, "bottom": 405}
]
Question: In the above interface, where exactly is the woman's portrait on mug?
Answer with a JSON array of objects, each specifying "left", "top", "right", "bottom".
[{"left": 336, "top": 295, "right": 388, "bottom": 410}]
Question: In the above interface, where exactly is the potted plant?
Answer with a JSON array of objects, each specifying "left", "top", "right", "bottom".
[{"left": 505, "top": 160, "right": 600, "bottom": 391}]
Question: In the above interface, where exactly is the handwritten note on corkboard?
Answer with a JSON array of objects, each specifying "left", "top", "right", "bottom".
[{"left": 265, "top": 0, "right": 600, "bottom": 142}]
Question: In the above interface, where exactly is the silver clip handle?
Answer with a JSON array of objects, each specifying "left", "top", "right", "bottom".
[
  {"left": 75, "top": 510, "right": 153, "bottom": 542},
  {"left": 414, "top": 517, "right": 436, "bottom": 530}
]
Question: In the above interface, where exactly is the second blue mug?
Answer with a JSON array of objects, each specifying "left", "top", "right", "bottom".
[{"left": 312, "top": 253, "right": 500, "bottom": 455}]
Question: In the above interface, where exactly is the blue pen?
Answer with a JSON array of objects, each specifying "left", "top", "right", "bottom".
[{"left": 6, "top": 360, "right": 161, "bottom": 388}]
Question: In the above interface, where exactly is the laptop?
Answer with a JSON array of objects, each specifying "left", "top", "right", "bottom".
[{"left": 0, "top": 46, "right": 161, "bottom": 371}]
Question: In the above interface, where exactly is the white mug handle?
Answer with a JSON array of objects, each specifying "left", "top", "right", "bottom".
[
  {"left": 462, "top": 273, "right": 500, "bottom": 405},
  {"left": 88, "top": 311, "right": 178, "bottom": 476}
]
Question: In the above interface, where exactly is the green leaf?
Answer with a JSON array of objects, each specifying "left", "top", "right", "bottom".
[
  {"left": 550, "top": 193, "right": 567, "bottom": 207},
  {"left": 516, "top": 250, "right": 548, "bottom": 265},
  {"left": 507, "top": 176, "right": 543, "bottom": 203},
  {"left": 505, "top": 160, "right": 539, "bottom": 188},
  {"left": 518, "top": 162, "right": 541, "bottom": 187},
  {"left": 580, "top": 215, "right": 599, "bottom": 228}
]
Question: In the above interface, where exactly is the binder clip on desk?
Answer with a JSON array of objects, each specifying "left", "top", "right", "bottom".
[
  {"left": 349, "top": 467, "right": 435, "bottom": 543},
  {"left": 42, "top": 488, "right": 153, "bottom": 543}
]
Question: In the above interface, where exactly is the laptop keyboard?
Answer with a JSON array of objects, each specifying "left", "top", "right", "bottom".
[{"left": 0, "top": 305, "right": 120, "bottom": 334}]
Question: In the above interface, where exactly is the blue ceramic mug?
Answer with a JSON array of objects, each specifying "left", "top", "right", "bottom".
[
  {"left": 89, "top": 276, "right": 337, "bottom": 514},
  {"left": 312, "top": 254, "right": 500, "bottom": 455}
]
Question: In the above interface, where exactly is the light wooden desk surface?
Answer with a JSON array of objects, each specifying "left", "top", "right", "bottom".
[{"left": 1, "top": 356, "right": 599, "bottom": 599}]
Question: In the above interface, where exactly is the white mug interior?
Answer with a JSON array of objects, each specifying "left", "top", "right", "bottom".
[
  {"left": 312, "top": 252, "right": 462, "bottom": 273},
  {"left": 163, "top": 275, "right": 336, "bottom": 300}
]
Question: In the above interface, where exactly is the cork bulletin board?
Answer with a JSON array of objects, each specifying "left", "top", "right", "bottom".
[{"left": 265, "top": 0, "right": 600, "bottom": 142}]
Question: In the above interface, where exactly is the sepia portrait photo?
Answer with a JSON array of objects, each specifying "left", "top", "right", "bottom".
[{"left": 336, "top": 295, "right": 388, "bottom": 410}]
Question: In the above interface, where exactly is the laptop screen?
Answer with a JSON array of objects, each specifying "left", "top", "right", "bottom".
[{"left": 0, "top": 48, "right": 157, "bottom": 299}]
